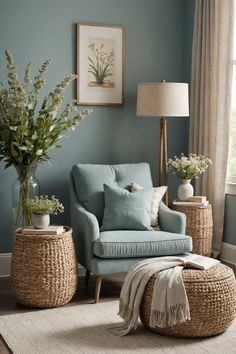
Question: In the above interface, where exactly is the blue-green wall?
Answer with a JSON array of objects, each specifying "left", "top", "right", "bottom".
[
  {"left": 223, "top": 195, "right": 236, "bottom": 246},
  {"left": 0, "top": 0, "right": 193, "bottom": 253}
]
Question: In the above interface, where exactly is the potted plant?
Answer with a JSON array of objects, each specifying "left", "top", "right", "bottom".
[
  {"left": 167, "top": 153, "right": 212, "bottom": 201},
  {"left": 0, "top": 51, "right": 92, "bottom": 226},
  {"left": 26, "top": 195, "right": 64, "bottom": 229}
]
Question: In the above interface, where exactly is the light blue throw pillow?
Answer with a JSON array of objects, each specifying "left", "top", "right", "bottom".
[{"left": 101, "top": 184, "right": 153, "bottom": 231}]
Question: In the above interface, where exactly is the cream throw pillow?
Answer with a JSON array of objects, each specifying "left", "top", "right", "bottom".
[{"left": 131, "top": 182, "right": 167, "bottom": 227}]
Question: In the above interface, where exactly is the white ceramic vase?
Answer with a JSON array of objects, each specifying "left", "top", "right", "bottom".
[
  {"left": 177, "top": 179, "right": 194, "bottom": 201},
  {"left": 31, "top": 214, "right": 50, "bottom": 229}
]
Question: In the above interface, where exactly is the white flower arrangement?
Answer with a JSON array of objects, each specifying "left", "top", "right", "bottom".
[
  {"left": 167, "top": 153, "right": 212, "bottom": 180},
  {"left": 26, "top": 195, "right": 64, "bottom": 216},
  {"left": 0, "top": 51, "right": 92, "bottom": 168},
  {"left": 0, "top": 51, "right": 92, "bottom": 225}
]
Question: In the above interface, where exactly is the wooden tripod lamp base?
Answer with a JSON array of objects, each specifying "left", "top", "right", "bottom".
[{"left": 159, "top": 117, "right": 168, "bottom": 205}]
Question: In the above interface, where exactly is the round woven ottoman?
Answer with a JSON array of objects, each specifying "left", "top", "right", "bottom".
[
  {"left": 11, "top": 226, "right": 78, "bottom": 308},
  {"left": 140, "top": 264, "right": 236, "bottom": 337}
]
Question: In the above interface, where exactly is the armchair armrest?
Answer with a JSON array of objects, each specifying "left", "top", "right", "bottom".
[
  {"left": 71, "top": 201, "right": 100, "bottom": 271},
  {"left": 159, "top": 201, "right": 186, "bottom": 234}
]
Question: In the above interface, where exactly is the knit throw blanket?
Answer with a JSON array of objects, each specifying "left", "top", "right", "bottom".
[{"left": 111, "top": 254, "right": 219, "bottom": 336}]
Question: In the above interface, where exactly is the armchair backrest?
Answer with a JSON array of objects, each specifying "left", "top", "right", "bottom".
[{"left": 71, "top": 163, "right": 153, "bottom": 224}]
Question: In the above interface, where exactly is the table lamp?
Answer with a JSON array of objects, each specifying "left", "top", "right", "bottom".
[{"left": 136, "top": 81, "right": 189, "bottom": 204}]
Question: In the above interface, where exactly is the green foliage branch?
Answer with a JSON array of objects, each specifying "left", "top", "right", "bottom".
[{"left": 0, "top": 51, "right": 92, "bottom": 168}]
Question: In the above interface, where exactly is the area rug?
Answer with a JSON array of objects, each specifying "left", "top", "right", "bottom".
[{"left": 0, "top": 301, "right": 235, "bottom": 354}]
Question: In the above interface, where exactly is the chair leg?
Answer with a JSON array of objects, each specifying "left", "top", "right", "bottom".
[
  {"left": 85, "top": 269, "right": 90, "bottom": 287},
  {"left": 95, "top": 275, "right": 103, "bottom": 303}
]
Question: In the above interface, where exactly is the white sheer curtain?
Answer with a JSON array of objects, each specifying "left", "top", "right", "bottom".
[{"left": 189, "top": 0, "right": 234, "bottom": 256}]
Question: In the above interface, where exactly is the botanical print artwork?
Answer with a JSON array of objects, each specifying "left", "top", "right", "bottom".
[
  {"left": 77, "top": 23, "right": 123, "bottom": 105},
  {"left": 87, "top": 38, "right": 115, "bottom": 88}
]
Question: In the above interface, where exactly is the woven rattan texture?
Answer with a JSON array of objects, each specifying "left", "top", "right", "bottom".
[
  {"left": 11, "top": 227, "right": 78, "bottom": 308},
  {"left": 140, "top": 264, "right": 236, "bottom": 337},
  {"left": 172, "top": 204, "right": 213, "bottom": 256}
]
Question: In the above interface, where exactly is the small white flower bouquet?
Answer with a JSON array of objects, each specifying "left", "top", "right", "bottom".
[{"left": 167, "top": 153, "right": 212, "bottom": 180}]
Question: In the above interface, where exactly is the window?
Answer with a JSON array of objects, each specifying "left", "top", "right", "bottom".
[{"left": 226, "top": 5, "right": 236, "bottom": 194}]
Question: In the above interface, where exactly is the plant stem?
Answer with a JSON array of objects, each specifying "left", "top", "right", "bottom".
[{"left": 14, "top": 165, "right": 36, "bottom": 226}]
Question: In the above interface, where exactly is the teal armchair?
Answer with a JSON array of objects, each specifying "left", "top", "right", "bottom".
[{"left": 70, "top": 163, "right": 192, "bottom": 302}]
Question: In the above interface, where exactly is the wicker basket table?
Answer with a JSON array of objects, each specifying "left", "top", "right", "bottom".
[
  {"left": 11, "top": 226, "right": 78, "bottom": 308},
  {"left": 140, "top": 263, "right": 236, "bottom": 338},
  {"left": 171, "top": 204, "right": 213, "bottom": 256}
]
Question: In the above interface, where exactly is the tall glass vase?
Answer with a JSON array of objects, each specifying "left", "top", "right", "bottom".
[{"left": 12, "top": 165, "right": 40, "bottom": 227}]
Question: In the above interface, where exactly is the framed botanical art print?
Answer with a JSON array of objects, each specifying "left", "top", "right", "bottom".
[{"left": 77, "top": 22, "right": 124, "bottom": 106}]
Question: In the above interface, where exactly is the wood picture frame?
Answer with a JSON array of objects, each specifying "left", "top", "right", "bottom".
[{"left": 77, "top": 22, "right": 124, "bottom": 106}]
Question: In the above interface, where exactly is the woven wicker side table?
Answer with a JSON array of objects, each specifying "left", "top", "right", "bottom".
[
  {"left": 171, "top": 204, "right": 213, "bottom": 256},
  {"left": 140, "top": 264, "right": 236, "bottom": 338},
  {"left": 11, "top": 226, "right": 78, "bottom": 308}
]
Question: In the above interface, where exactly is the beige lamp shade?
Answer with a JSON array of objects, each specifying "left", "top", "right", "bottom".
[{"left": 136, "top": 82, "right": 189, "bottom": 117}]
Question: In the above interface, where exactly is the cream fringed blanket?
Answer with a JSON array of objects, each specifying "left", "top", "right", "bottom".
[
  {"left": 111, "top": 257, "right": 190, "bottom": 336},
  {"left": 111, "top": 253, "right": 221, "bottom": 337}
]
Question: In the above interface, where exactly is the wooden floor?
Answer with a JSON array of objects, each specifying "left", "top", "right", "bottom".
[{"left": 0, "top": 273, "right": 124, "bottom": 353}]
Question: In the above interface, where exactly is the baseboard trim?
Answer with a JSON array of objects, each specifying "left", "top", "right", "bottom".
[
  {"left": 0, "top": 253, "right": 85, "bottom": 278},
  {"left": 220, "top": 242, "right": 236, "bottom": 267},
  {"left": 0, "top": 253, "right": 12, "bottom": 277}
]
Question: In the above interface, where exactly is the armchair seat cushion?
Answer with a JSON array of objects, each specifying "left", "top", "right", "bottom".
[{"left": 94, "top": 231, "right": 192, "bottom": 258}]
